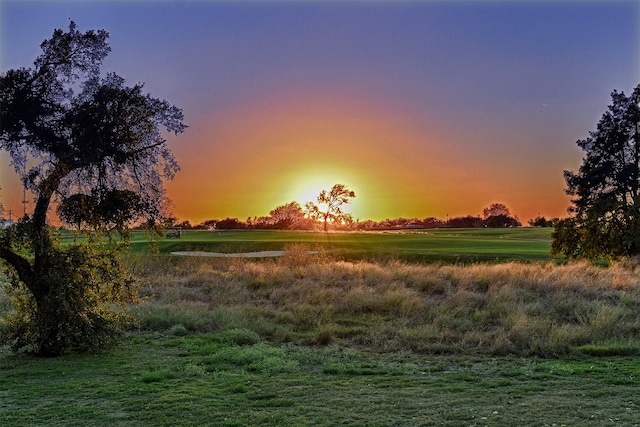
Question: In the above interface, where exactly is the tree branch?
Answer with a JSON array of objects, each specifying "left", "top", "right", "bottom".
[
  {"left": 125, "top": 139, "right": 165, "bottom": 157},
  {"left": 0, "top": 246, "right": 34, "bottom": 287}
]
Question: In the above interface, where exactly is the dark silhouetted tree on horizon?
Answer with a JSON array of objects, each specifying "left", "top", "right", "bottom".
[
  {"left": 305, "top": 184, "right": 355, "bottom": 232},
  {"left": 481, "top": 203, "right": 520, "bottom": 228},
  {"left": 0, "top": 22, "right": 186, "bottom": 356},
  {"left": 483, "top": 203, "right": 511, "bottom": 219},
  {"left": 270, "top": 201, "right": 306, "bottom": 229},
  {"left": 528, "top": 216, "right": 556, "bottom": 227},
  {"left": 483, "top": 214, "right": 521, "bottom": 228},
  {"left": 552, "top": 84, "right": 640, "bottom": 260}
]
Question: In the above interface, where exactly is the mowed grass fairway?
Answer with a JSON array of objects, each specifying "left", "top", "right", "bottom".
[
  {"left": 130, "top": 227, "right": 554, "bottom": 263},
  {"left": 2, "top": 336, "right": 639, "bottom": 426},
  {"left": 3, "top": 228, "right": 640, "bottom": 426}
]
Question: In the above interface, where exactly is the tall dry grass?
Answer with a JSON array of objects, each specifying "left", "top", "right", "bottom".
[{"left": 126, "top": 248, "right": 640, "bottom": 356}]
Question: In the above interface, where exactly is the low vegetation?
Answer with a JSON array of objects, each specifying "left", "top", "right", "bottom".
[
  {"left": 2, "top": 246, "right": 640, "bottom": 425},
  {"left": 128, "top": 247, "right": 640, "bottom": 357}
]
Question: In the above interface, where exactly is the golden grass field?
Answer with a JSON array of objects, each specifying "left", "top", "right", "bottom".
[{"left": 131, "top": 246, "right": 640, "bottom": 357}]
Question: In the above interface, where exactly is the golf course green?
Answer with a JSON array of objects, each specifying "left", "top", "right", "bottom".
[{"left": 130, "top": 227, "right": 554, "bottom": 263}]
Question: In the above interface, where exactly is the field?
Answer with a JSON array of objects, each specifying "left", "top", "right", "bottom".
[
  {"left": 2, "top": 228, "right": 640, "bottom": 426},
  {"left": 129, "top": 227, "right": 555, "bottom": 263}
]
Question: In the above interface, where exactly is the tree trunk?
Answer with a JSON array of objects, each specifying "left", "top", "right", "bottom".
[
  {"left": 34, "top": 292, "right": 64, "bottom": 357},
  {"left": 28, "top": 162, "right": 70, "bottom": 356}
]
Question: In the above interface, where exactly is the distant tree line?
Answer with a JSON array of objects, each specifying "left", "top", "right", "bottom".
[
  {"left": 161, "top": 202, "right": 531, "bottom": 231},
  {"left": 528, "top": 216, "right": 558, "bottom": 228}
]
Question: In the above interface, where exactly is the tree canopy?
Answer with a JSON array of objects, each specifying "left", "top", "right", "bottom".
[
  {"left": 552, "top": 84, "right": 640, "bottom": 260},
  {"left": 483, "top": 203, "right": 511, "bottom": 219},
  {"left": 0, "top": 22, "right": 186, "bottom": 355},
  {"left": 269, "top": 201, "right": 307, "bottom": 230},
  {"left": 305, "top": 184, "right": 356, "bottom": 231}
]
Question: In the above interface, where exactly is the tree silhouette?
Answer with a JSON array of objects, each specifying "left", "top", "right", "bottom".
[
  {"left": 552, "top": 84, "right": 640, "bottom": 259},
  {"left": 269, "top": 201, "right": 306, "bottom": 229},
  {"left": 0, "top": 22, "right": 186, "bottom": 355},
  {"left": 483, "top": 203, "right": 511, "bottom": 219},
  {"left": 305, "top": 184, "right": 355, "bottom": 232}
]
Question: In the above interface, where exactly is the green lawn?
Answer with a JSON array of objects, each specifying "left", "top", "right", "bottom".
[
  {"left": 2, "top": 334, "right": 639, "bottom": 426},
  {"left": 4, "top": 227, "right": 640, "bottom": 426},
  {"left": 130, "top": 227, "right": 554, "bottom": 263}
]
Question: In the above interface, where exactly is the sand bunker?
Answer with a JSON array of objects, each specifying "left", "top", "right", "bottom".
[{"left": 171, "top": 250, "right": 317, "bottom": 258}]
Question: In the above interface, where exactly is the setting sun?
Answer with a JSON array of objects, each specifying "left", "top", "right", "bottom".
[
  {"left": 2, "top": 1, "right": 635, "bottom": 227},
  {"left": 1, "top": 4, "right": 639, "bottom": 421},
  {"left": 283, "top": 171, "right": 358, "bottom": 209},
  {"left": 316, "top": 202, "right": 329, "bottom": 214}
]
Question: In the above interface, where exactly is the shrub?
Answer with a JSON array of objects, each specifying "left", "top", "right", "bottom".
[{"left": 1, "top": 240, "right": 140, "bottom": 355}]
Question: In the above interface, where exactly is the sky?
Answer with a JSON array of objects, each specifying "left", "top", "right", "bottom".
[{"left": 1, "top": 0, "right": 639, "bottom": 224}]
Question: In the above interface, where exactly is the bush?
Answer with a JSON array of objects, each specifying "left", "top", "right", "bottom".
[{"left": 1, "top": 240, "right": 140, "bottom": 355}]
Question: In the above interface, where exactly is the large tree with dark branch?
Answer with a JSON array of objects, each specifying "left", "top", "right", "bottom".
[
  {"left": 552, "top": 84, "right": 640, "bottom": 260},
  {"left": 0, "top": 22, "right": 186, "bottom": 355}
]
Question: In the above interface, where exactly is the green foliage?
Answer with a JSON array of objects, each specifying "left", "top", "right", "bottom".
[
  {"left": 1, "top": 235, "right": 140, "bottom": 355},
  {"left": 221, "top": 328, "right": 263, "bottom": 346},
  {"left": 57, "top": 189, "right": 147, "bottom": 233},
  {"left": 553, "top": 84, "right": 640, "bottom": 260},
  {"left": 0, "top": 22, "right": 184, "bottom": 356}
]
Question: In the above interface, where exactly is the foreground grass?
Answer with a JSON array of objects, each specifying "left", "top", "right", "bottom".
[
  {"left": 2, "top": 247, "right": 640, "bottom": 425},
  {"left": 132, "top": 251, "right": 640, "bottom": 357},
  {"left": 2, "top": 333, "right": 639, "bottom": 426}
]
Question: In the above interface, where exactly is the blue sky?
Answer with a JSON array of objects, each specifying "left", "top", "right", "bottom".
[{"left": 1, "top": 1, "right": 639, "bottom": 222}]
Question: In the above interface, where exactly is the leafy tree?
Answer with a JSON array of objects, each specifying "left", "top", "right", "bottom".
[
  {"left": 447, "top": 215, "right": 484, "bottom": 228},
  {"left": 354, "top": 219, "right": 377, "bottom": 230},
  {"left": 528, "top": 216, "right": 556, "bottom": 227},
  {"left": 552, "top": 84, "right": 640, "bottom": 260},
  {"left": 269, "top": 201, "right": 306, "bottom": 229},
  {"left": 305, "top": 184, "right": 355, "bottom": 232},
  {"left": 215, "top": 218, "right": 247, "bottom": 229},
  {"left": 483, "top": 203, "right": 511, "bottom": 219},
  {"left": 481, "top": 203, "right": 520, "bottom": 228},
  {"left": 483, "top": 214, "right": 521, "bottom": 228},
  {"left": 0, "top": 22, "right": 186, "bottom": 355}
]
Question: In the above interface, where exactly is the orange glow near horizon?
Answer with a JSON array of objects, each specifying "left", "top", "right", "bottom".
[
  {"left": 0, "top": 85, "right": 578, "bottom": 225},
  {"left": 1, "top": 2, "right": 634, "bottom": 228},
  {"left": 164, "top": 88, "right": 432, "bottom": 223},
  {"left": 161, "top": 86, "right": 579, "bottom": 225}
]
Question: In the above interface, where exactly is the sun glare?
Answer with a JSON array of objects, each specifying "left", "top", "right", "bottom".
[
  {"left": 317, "top": 202, "right": 329, "bottom": 213},
  {"left": 286, "top": 172, "right": 345, "bottom": 205},
  {"left": 273, "top": 169, "right": 363, "bottom": 219}
]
